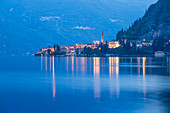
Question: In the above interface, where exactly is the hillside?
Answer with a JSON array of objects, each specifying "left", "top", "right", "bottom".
[
  {"left": 0, "top": 0, "right": 157, "bottom": 55},
  {"left": 116, "top": 0, "right": 170, "bottom": 41}
]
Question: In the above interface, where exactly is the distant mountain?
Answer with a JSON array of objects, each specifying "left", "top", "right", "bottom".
[
  {"left": 117, "top": 0, "right": 170, "bottom": 41},
  {"left": 0, "top": 0, "right": 157, "bottom": 55}
]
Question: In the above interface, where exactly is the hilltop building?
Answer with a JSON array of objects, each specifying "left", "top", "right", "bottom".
[
  {"left": 135, "top": 39, "right": 153, "bottom": 50},
  {"left": 141, "top": 39, "right": 153, "bottom": 47},
  {"left": 136, "top": 41, "right": 143, "bottom": 50}
]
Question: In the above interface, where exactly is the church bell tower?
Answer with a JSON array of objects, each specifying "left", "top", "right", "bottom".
[{"left": 101, "top": 31, "right": 104, "bottom": 43}]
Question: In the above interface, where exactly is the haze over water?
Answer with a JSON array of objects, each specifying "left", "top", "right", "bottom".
[{"left": 0, "top": 56, "right": 170, "bottom": 113}]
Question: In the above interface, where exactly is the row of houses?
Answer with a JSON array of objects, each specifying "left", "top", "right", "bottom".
[
  {"left": 36, "top": 31, "right": 158, "bottom": 56},
  {"left": 36, "top": 32, "right": 121, "bottom": 55},
  {"left": 37, "top": 40, "right": 120, "bottom": 55},
  {"left": 60, "top": 40, "right": 120, "bottom": 54},
  {"left": 37, "top": 47, "right": 55, "bottom": 54},
  {"left": 122, "top": 38, "right": 153, "bottom": 49}
]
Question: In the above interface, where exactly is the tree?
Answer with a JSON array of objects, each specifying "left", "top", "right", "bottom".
[
  {"left": 54, "top": 44, "right": 56, "bottom": 51},
  {"left": 101, "top": 41, "right": 108, "bottom": 54},
  {"left": 47, "top": 49, "right": 51, "bottom": 54},
  {"left": 57, "top": 44, "right": 60, "bottom": 52},
  {"left": 75, "top": 48, "right": 79, "bottom": 55},
  {"left": 116, "top": 29, "right": 124, "bottom": 43},
  {"left": 152, "top": 35, "right": 168, "bottom": 52},
  {"left": 84, "top": 47, "right": 93, "bottom": 56}
]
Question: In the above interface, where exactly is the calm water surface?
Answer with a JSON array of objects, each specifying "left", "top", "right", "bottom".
[{"left": 0, "top": 56, "right": 170, "bottom": 113}]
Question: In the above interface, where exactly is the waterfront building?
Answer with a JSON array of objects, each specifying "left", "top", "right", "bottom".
[
  {"left": 68, "top": 46, "right": 75, "bottom": 53},
  {"left": 76, "top": 44, "right": 88, "bottom": 49},
  {"left": 60, "top": 46, "right": 68, "bottom": 53},
  {"left": 76, "top": 43, "right": 95, "bottom": 51},
  {"left": 47, "top": 47, "right": 55, "bottom": 52},
  {"left": 37, "top": 50, "right": 43, "bottom": 54},
  {"left": 93, "top": 41, "right": 100, "bottom": 49},
  {"left": 135, "top": 39, "right": 153, "bottom": 49},
  {"left": 87, "top": 43, "right": 94, "bottom": 48},
  {"left": 108, "top": 40, "right": 120, "bottom": 48},
  {"left": 136, "top": 41, "right": 143, "bottom": 50},
  {"left": 42, "top": 48, "right": 47, "bottom": 52},
  {"left": 142, "top": 39, "right": 153, "bottom": 47},
  {"left": 66, "top": 52, "right": 76, "bottom": 56},
  {"left": 76, "top": 43, "right": 88, "bottom": 51},
  {"left": 128, "top": 40, "right": 136, "bottom": 47},
  {"left": 155, "top": 51, "right": 165, "bottom": 57},
  {"left": 37, "top": 47, "right": 54, "bottom": 54},
  {"left": 94, "top": 41, "right": 100, "bottom": 45},
  {"left": 121, "top": 39, "right": 128, "bottom": 44}
]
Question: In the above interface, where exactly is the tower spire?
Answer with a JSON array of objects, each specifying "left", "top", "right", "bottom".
[{"left": 101, "top": 31, "right": 104, "bottom": 43}]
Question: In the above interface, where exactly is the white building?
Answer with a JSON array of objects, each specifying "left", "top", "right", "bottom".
[{"left": 108, "top": 40, "right": 120, "bottom": 49}]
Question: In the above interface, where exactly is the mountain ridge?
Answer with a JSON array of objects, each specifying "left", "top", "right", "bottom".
[
  {"left": 116, "top": 0, "right": 170, "bottom": 41},
  {"left": 0, "top": 0, "right": 157, "bottom": 55}
]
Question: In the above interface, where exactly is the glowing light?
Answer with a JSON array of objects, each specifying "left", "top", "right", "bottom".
[
  {"left": 66, "top": 57, "right": 69, "bottom": 72},
  {"left": 109, "top": 57, "right": 114, "bottom": 77},
  {"left": 143, "top": 57, "right": 146, "bottom": 76},
  {"left": 52, "top": 57, "right": 56, "bottom": 99},
  {"left": 137, "top": 57, "right": 140, "bottom": 76},
  {"left": 109, "top": 57, "right": 115, "bottom": 97},
  {"left": 93, "top": 57, "right": 100, "bottom": 76},
  {"left": 72, "top": 57, "right": 74, "bottom": 74},
  {"left": 71, "top": 50, "right": 75, "bottom": 53},
  {"left": 94, "top": 41, "right": 100, "bottom": 45},
  {"left": 81, "top": 57, "right": 87, "bottom": 74},
  {"left": 115, "top": 57, "right": 119, "bottom": 76},
  {"left": 116, "top": 57, "right": 119, "bottom": 98},
  {"left": 41, "top": 56, "right": 43, "bottom": 71},
  {"left": 108, "top": 41, "right": 120, "bottom": 49},
  {"left": 142, "top": 57, "right": 146, "bottom": 98},
  {"left": 45, "top": 57, "right": 47, "bottom": 71},
  {"left": 93, "top": 57, "right": 100, "bottom": 98},
  {"left": 130, "top": 57, "right": 133, "bottom": 74},
  {"left": 50, "top": 57, "right": 51, "bottom": 71}
]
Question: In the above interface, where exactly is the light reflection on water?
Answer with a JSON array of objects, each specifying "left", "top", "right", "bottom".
[
  {"left": 0, "top": 56, "right": 170, "bottom": 113},
  {"left": 40, "top": 56, "right": 170, "bottom": 100},
  {"left": 52, "top": 56, "right": 56, "bottom": 99}
]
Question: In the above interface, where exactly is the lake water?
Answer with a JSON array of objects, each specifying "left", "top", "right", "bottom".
[{"left": 0, "top": 56, "right": 170, "bottom": 113}]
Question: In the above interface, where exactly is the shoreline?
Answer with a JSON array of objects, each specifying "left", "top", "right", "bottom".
[{"left": 34, "top": 54, "right": 170, "bottom": 57}]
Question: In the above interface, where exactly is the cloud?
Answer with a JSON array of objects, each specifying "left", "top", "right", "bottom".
[
  {"left": 40, "top": 16, "right": 60, "bottom": 21},
  {"left": 10, "top": 8, "right": 13, "bottom": 12},
  {"left": 109, "top": 19, "right": 119, "bottom": 22},
  {"left": 74, "top": 26, "right": 95, "bottom": 30}
]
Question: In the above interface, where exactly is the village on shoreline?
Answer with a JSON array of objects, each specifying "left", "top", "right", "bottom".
[{"left": 35, "top": 32, "right": 170, "bottom": 57}]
